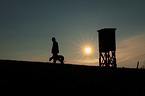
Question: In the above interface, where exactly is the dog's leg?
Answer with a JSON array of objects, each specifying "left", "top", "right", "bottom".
[{"left": 60, "top": 56, "right": 64, "bottom": 64}]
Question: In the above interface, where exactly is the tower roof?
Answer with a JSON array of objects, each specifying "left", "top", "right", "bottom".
[{"left": 97, "top": 28, "right": 116, "bottom": 32}]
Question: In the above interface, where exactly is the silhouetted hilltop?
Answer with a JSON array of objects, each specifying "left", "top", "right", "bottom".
[{"left": 1, "top": 60, "right": 145, "bottom": 95}]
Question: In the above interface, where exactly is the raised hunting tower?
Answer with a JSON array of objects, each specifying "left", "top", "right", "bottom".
[{"left": 98, "top": 28, "right": 117, "bottom": 67}]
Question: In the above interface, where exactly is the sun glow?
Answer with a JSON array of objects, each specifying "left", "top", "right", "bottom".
[
  {"left": 85, "top": 48, "right": 91, "bottom": 53},
  {"left": 69, "top": 32, "right": 98, "bottom": 65}
]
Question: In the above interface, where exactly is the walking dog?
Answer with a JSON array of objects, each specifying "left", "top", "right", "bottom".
[{"left": 49, "top": 55, "right": 64, "bottom": 64}]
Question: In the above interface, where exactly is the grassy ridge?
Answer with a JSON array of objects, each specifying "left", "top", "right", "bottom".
[{"left": 1, "top": 60, "right": 145, "bottom": 95}]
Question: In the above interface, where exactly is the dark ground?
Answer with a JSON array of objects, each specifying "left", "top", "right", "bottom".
[{"left": 1, "top": 60, "right": 145, "bottom": 95}]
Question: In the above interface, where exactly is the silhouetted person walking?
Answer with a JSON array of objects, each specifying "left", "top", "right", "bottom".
[
  {"left": 49, "top": 37, "right": 64, "bottom": 64},
  {"left": 51, "top": 37, "right": 59, "bottom": 63}
]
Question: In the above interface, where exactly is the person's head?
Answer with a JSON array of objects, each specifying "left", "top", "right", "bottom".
[{"left": 52, "top": 37, "right": 56, "bottom": 42}]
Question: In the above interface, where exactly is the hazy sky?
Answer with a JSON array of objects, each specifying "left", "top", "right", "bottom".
[{"left": 0, "top": 0, "right": 145, "bottom": 68}]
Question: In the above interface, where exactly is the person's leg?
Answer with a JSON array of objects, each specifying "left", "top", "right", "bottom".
[
  {"left": 53, "top": 53, "right": 58, "bottom": 64},
  {"left": 53, "top": 58, "right": 56, "bottom": 63}
]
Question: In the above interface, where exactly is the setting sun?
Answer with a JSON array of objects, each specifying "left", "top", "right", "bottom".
[{"left": 85, "top": 48, "right": 91, "bottom": 53}]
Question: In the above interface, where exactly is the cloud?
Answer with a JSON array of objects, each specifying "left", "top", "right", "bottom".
[{"left": 117, "top": 33, "right": 145, "bottom": 68}]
